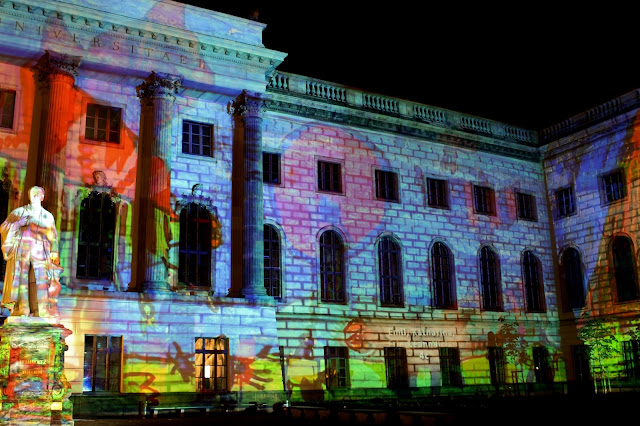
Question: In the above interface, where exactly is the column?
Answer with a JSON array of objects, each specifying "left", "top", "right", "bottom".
[
  {"left": 231, "top": 91, "right": 268, "bottom": 299},
  {"left": 34, "top": 50, "right": 81, "bottom": 225},
  {"left": 135, "top": 71, "right": 181, "bottom": 293}
]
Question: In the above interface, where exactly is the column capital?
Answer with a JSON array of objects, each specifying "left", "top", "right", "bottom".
[
  {"left": 35, "top": 50, "right": 82, "bottom": 85},
  {"left": 136, "top": 71, "right": 182, "bottom": 103},
  {"left": 230, "top": 90, "right": 265, "bottom": 119}
]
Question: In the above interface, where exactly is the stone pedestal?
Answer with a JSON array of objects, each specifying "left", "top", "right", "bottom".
[{"left": 0, "top": 317, "right": 73, "bottom": 425}]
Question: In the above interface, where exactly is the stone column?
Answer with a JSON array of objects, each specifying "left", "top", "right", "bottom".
[
  {"left": 231, "top": 91, "right": 268, "bottom": 299},
  {"left": 34, "top": 50, "right": 81, "bottom": 225},
  {"left": 135, "top": 71, "right": 181, "bottom": 293}
]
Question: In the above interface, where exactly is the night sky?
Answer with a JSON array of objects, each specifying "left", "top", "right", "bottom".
[{"left": 180, "top": 2, "right": 640, "bottom": 130}]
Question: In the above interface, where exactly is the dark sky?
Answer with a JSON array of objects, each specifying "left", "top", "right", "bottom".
[{"left": 181, "top": 2, "right": 640, "bottom": 130}]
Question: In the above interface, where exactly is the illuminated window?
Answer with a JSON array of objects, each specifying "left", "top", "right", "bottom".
[
  {"left": 83, "top": 335, "right": 122, "bottom": 392},
  {"left": 384, "top": 347, "right": 408, "bottom": 388},
  {"left": 612, "top": 236, "right": 639, "bottom": 302},
  {"left": 324, "top": 346, "right": 349, "bottom": 389},
  {"left": 602, "top": 170, "right": 626, "bottom": 203},
  {"left": 427, "top": 177, "right": 448, "bottom": 208},
  {"left": 479, "top": 246, "right": 501, "bottom": 311},
  {"left": 319, "top": 230, "right": 345, "bottom": 303},
  {"left": 556, "top": 186, "right": 575, "bottom": 218},
  {"left": 0, "top": 185, "right": 8, "bottom": 282},
  {"left": 432, "top": 242, "right": 456, "bottom": 309},
  {"left": 488, "top": 347, "right": 505, "bottom": 386},
  {"left": 182, "top": 120, "right": 213, "bottom": 157},
  {"left": 76, "top": 192, "right": 116, "bottom": 280},
  {"left": 179, "top": 203, "right": 212, "bottom": 287},
  {"left": 532, "top": 346, "right": 551, "bottom": 383},
  {"left": 195, "top": 337, "right": 228, "bottom": 391},
  {"left": 0, "top": 89, "right": 16, "bottom": 129},
  {"left": 473, "top": 185, "right": 495, "bottom": 215},
  {"left": 378, "top": 236, "right": 403, "bottom": 307},
  {"left": 439, "top": 347, "right": 462, "bottom": 386},
  {"left": 85, "top": 103, "right": 121, "bottom": 143},
  {"left": 523, "top": 251, "right": 545, "bottom": 312},
  {"left": 263, "top": 152, "right": 281, "bottom": 185},
  {"left": 562, "top": 248, "right": 585, "bottom": 310},
  {"left": 317, "top": 160, "right": 341, "bottom": 193},
  {"left": 264, "top": 224, "right": 281, "bottom": 298},
  {"left": 516, "top": 192, "right": 537, "bottom": 221},
  {"left": 375, "top": 170, "right": 399, "bottom": 202},
  {"left": 623, "top": 340, "right": 640, "bottom": 379}
]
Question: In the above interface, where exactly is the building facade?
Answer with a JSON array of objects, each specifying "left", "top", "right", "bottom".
[{"left": 0, "top": 0, "right": 639, "bottom": 414}]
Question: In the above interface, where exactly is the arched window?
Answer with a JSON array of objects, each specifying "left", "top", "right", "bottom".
[
  {"left": 77, "top": 191, "right": 116, "bottom": 280},
  {"left": 480, "top": 246, "right": 501, "bottom": 311},
  {"left": 562, "top": 248, "right": 585, "bottom": 309},
  {"left": 432, "top": 242, "right": 456, "bottom": 309},
  {"left": 612, "top": 236, "right": 639, "bottom": 302},
  {"left": 523, "top": 251, "right": 545, "bottom": 312},
  {"left": 264, "top": 224, "right": 281, "bottom": 298},
  {"left": 319, "top": 230, "right": 345, "bottom": 303},
  {"left": 179, "top": 203, "right": 211, "bottom": 287},
  {"left": 0, "top": 185, "right": 8, "bottom": 282},
  {"left": 379, "top": 236, "right": 403, "bottom": 307}
]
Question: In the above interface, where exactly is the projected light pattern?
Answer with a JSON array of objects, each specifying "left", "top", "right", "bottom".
[{"left": 0, "top": 0, "right": 639, "bottom": 415}]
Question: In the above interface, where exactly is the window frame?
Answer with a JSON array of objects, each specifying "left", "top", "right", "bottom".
[
  {"left": 264, "top": 223, "right": 282, "bottom": 298},
  {"left": 195, "top": 336, "right": 229, "bottom": 392},
  {"left": 83, "top": 334, "right": 122, "bottom": 393},
  {"left": 374, "top": 169, "right": 400, "bottom": 202},
  {"left": 324, "top": 346, "right": 350, "bottom": 389},
  {"left": 384, "top": 347, "right": 409, "bottom": 389},
  {"left": 432, "top": 241, "right": 456, "bottom": 309},
  {"left": 84, "top": 103, "right": 122, "bottom": 144},
  {"left": 473, "top": 184, "right": 496, "bottom": 215},
  {"left": 178, "top": 202, "right": 212, "bottom": 288},
  {"left": 515, "top": 190, "right": 537, "bottom": 221},
  {"left": 623, "top": 340, "right": 640, "bottom": 380},
  {"left": 182, "top": 119, "right": 214, "bottom": 157},
  {"left": 479, "top": 246, "right": 502, "bottom": 311},
  {"left": 378, "top": 236, "right": 404, "bottom": 307},
  {"left": 532, "top": 346, "right": 552, "bottom": 384},
  {"left": 263, "top": 152, "right": 282, "bottom": 185},
  {"left": 561, "top": 247, "right": 585, "bottom": 310},
  {"left": 555, "top": 185, "right": 576, "bottom": 218},
  {"left": 76, "top": 191, "right": 117, "bottom": 281},
  {"left": 426, "top": 177, "right": 449, "bottom": 209},
  {"left": 611, "top": 235, "right": 640, "bottom": 302},
  {"left": 0, "top": 88, "right": 17, "bottom": 131},
  {"left": 522, "top": 251, "right": 546, "bottom": 313},
  {"left": 600, "top": 169, "right": 626, "bottom": 205},
  {"left": 319, "top": 229, "right": 346, "bottom": 303},
  {"left": 488, "top": 346, "right": 505, "bottom": 387},
  {"left": 439, "top": 347, "right": 462, "bottom": 386},
  {"left": 316, "top": 159, "right": 343, "bottom": 194}
]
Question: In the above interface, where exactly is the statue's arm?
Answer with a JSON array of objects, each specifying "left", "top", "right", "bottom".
[{"left": 1, "top": 208, "right": 25, "bottom": 260}]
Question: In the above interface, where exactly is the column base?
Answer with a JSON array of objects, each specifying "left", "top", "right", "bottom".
[
  {"left": 142, "top": 280, "right": 171, "bottom": 293},
  {"left": 241, "top": 286, "right": 270, "bottom": 299}
]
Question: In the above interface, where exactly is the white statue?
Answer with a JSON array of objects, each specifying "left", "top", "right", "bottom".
[{"left": 1, "top": 186, "right": 62, "bottom": 318}]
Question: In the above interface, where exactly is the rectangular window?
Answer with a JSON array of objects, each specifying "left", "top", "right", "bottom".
[
  {"left": 623, "top": 340, "right": 640, "bottom": 379},
  {"left": 83, "top": 335, "right": 122, "bottom": 392},
  {"left": 318, "top": 161, "right": 342, "bottom": 193},
  {"left": 516, "top": 192, "right": 537, "bottom": 221},
  {"left": 439, "top": 347, "right": 462, "bottom": 386},
  {"left": 324, "top": 346, "right": 349, "bottom": 389},
  {"left": 195, "top": 337, "right": 228, "bottom": 391},
  {"left": 427, "top": 178, "right": 448, "bottom": 208},
  {"left": 488, "top": 347, "right": 505, "bottom": 386},
  {"left": 263, "top": 152, "right": 281, "bottom": 185},
  {"left": 375, "top": 170, "right": 399, "bottom": 202},
  {"left": 602, "top": 170, "right": 626, "bottom": 203},
  {"left": 556, "top": 186, "right": 576, "bottom": 218},
  {"left": 182, "top": 121, "right": 213, "bottom": 157},
  {"left": 0, "top": 89, "right": 16, "bottom": 129},
  {"left": 532, "top": 346, "right": 551, "bottom": 383},
  {"left": 473, "top": 185, "right": 495, "bottom": 215},
  {"left": 85, "top": 103, "right": 121, "bottom": 143},
  {"left": 384, "top": 347, "right": 408, "bottom": 388},
  {"left": 571, "top": 344, "right": 591, "bottom": 383}
]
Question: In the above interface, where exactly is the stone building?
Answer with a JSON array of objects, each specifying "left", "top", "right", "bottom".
[{"left": 0, "top": 0, "right": 638, "bottom": 415}]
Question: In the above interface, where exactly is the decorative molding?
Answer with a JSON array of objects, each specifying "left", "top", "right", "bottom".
[
  {"left": 229, "top": 90, "right": 264, "bottom": 119},
  {"left": 33, "top": 50, "right": 81, "bottom": 85},
  {"left": 136, "top": 71, "right": 182, "bottom": 103}
]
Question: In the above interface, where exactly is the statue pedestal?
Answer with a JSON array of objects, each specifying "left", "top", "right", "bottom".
[{"left": 0, "top": 317, "right": 73, "bottom": 425}]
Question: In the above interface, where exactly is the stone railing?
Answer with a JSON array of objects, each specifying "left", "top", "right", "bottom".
[
  {"left": 267, "top": 72, "right": 537, "bottom": 145},
  {"left": 540, "top": 89, "right": 640, "bottom": 143}
]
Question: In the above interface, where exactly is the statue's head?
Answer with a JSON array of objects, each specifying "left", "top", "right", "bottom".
[{"left": 29, "top": 186, "right": 45, "bottom": 203}]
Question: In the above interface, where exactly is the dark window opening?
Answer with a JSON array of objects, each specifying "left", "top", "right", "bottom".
[
  {"left": 432, "top": 242, "right": 456, "bottom": 309},
  {"left": 320, "top": 230, "right": 345, "bottom": 303},
  {"left": 85, "top": 103, "right": 121, "bottom": 143},
  {"left": 182, "top": 120, "right": 213, "bottom": 157},
  {"left": 375, "top": 170, "right": 399, "bottom": 202},
  {"left": 77, "top": 192, "right": 116, "bottom": 280},
  {"left": 318, "top": 161, "right": 342, "bottom": 193},
  {"left": 83, "top": 335, "right": 122, "bottom": 392},
  {"left": 379, "top": 237, "right": 403, "bottom": 307},
  {"left": 264, "top": 224, "right": 281, "bottom": 298},
  {"left": 179, "top": 203, "right": 212, "bottom": 287}
]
